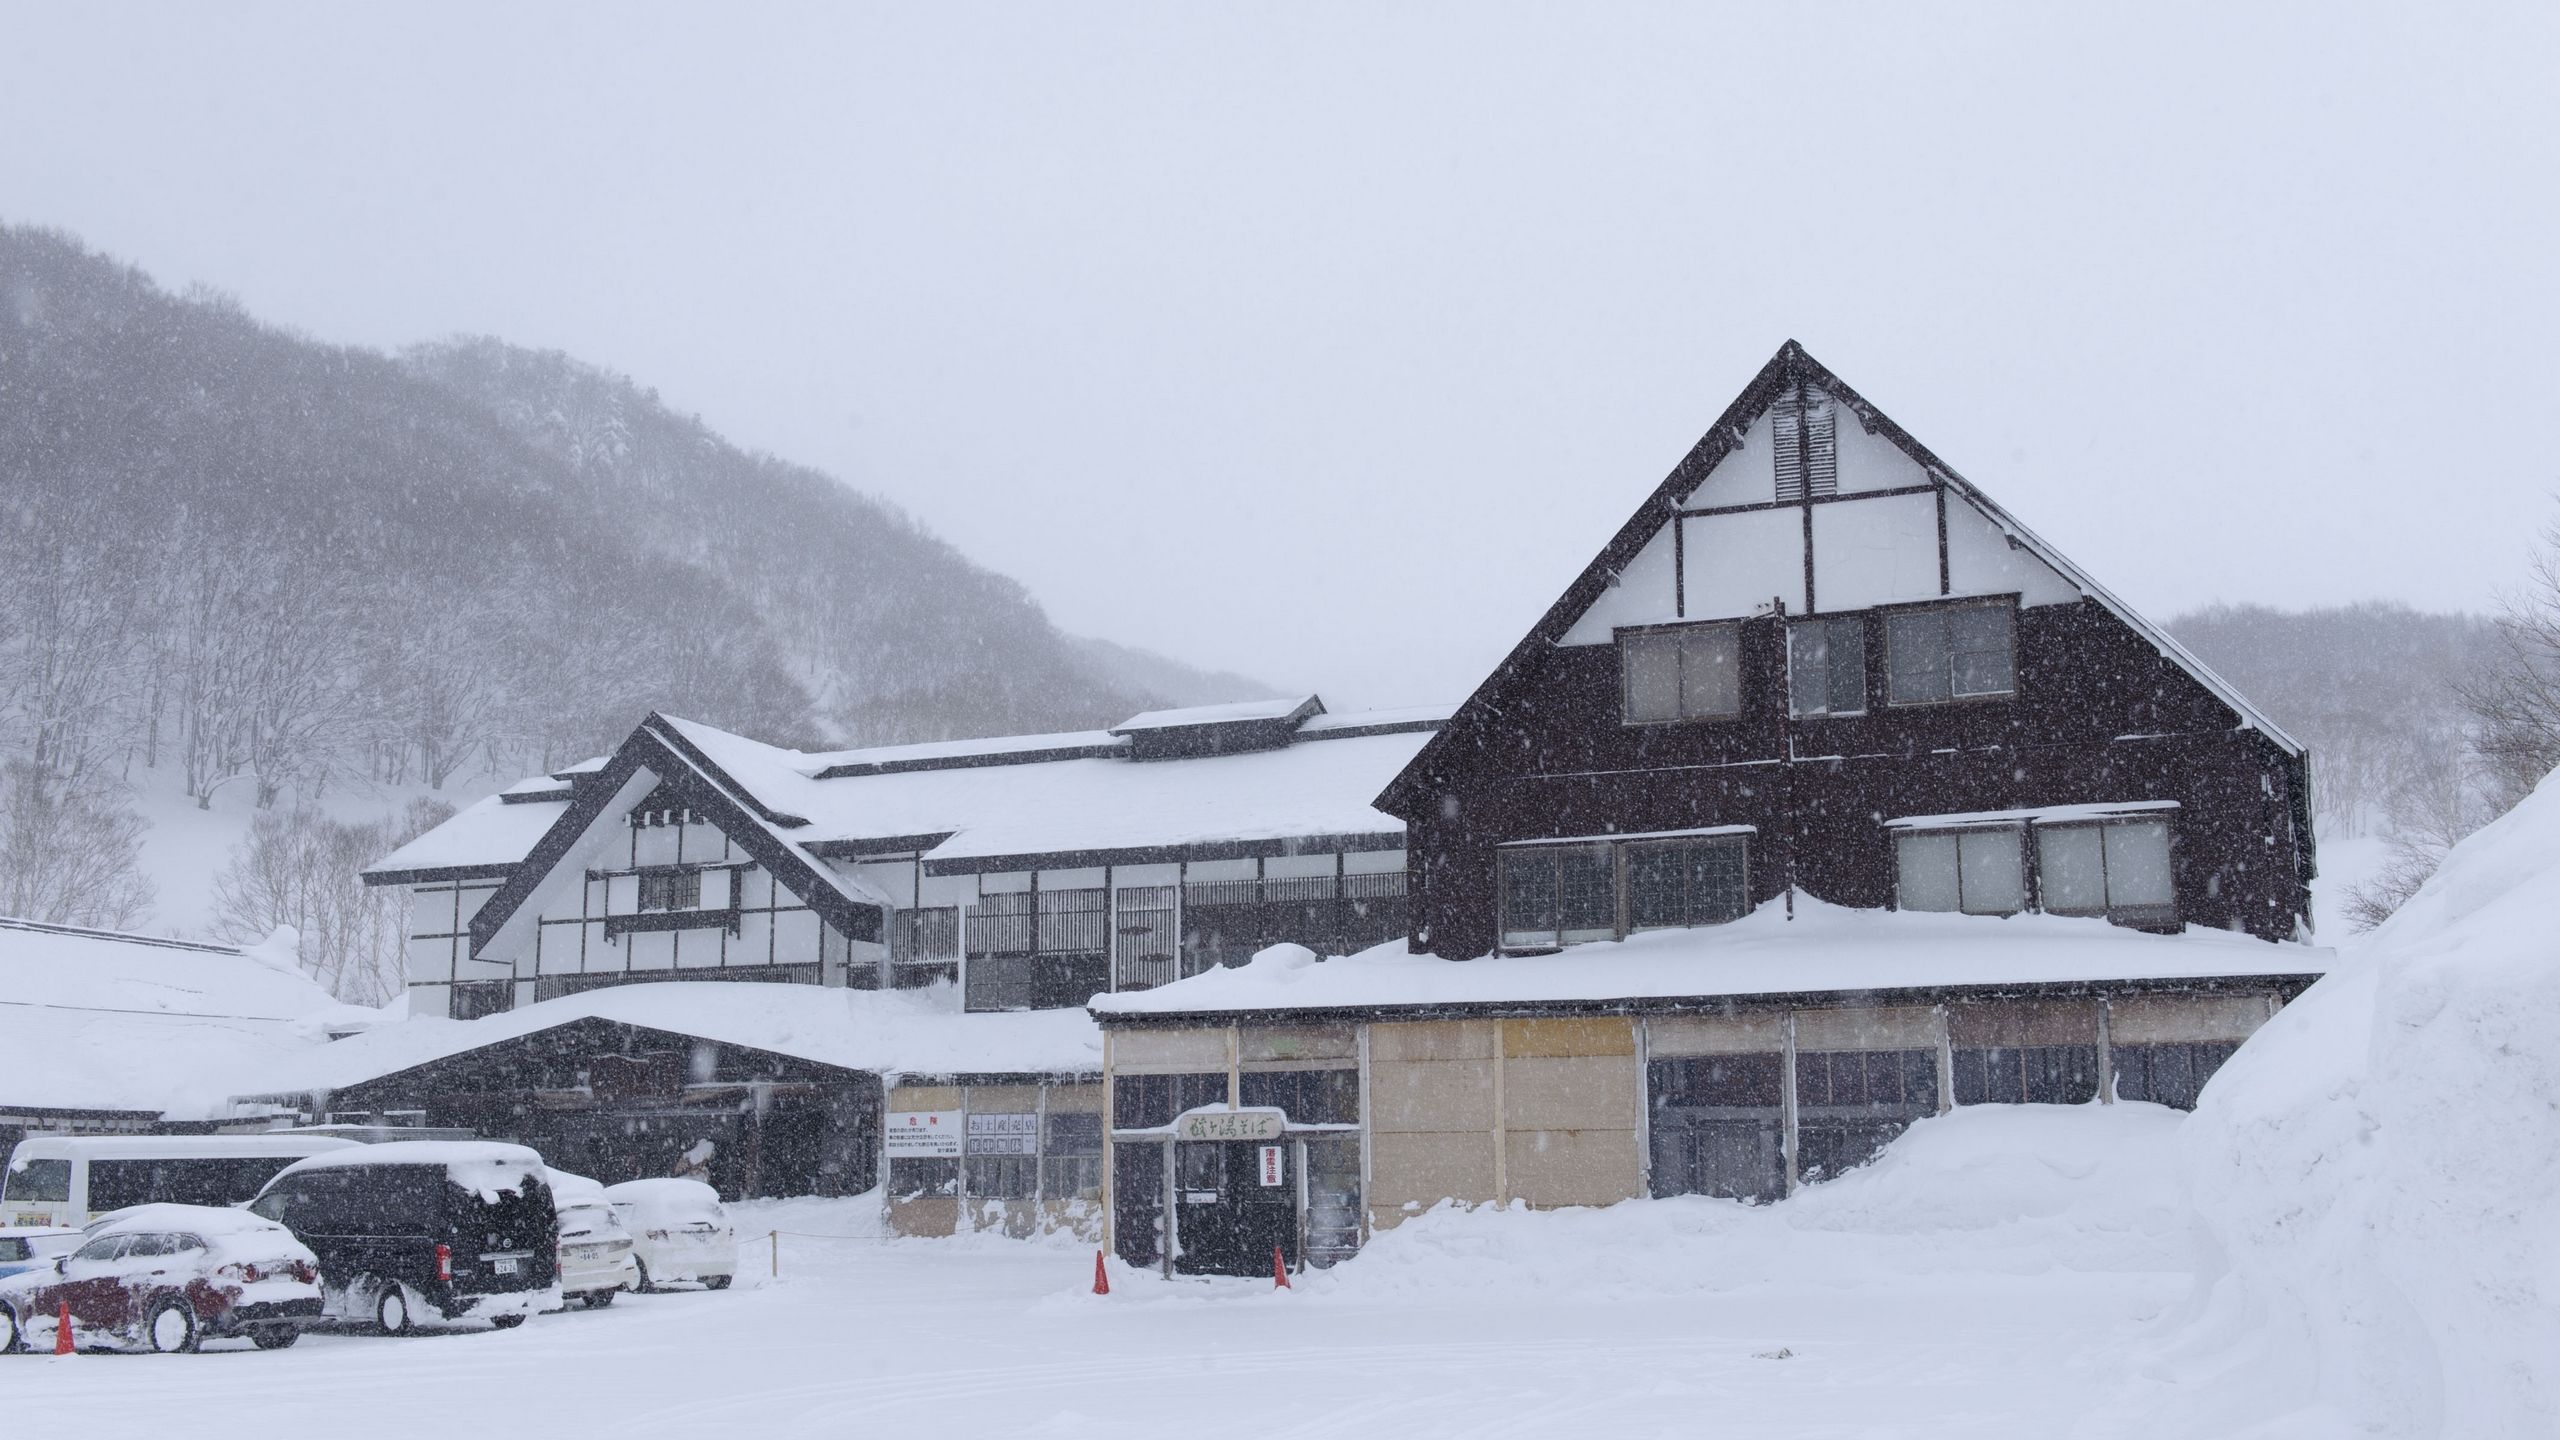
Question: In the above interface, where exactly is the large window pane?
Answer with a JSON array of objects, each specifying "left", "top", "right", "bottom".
[
  {"left": 1957, "top": 828, "right": 2025, "bottom": 914},
  {"left": 1885, "top": 611, "right": 1952, "bottom": 704},
  {"left": 1678, "top": 628, "right": 1741, "bottom": 718},
  {"left": 1946, "top": 605, "right": 2015, "bottom": 697},
  {"left": 2103, "top": 821, "right": 2175, "bottom": 908},
  {"left": 1557, "top": 844, "right": 1616, "bottom": 942},
  {"left": 1790, "top": 616, "right": 1867, "bottom": 718},
  {"left": 1896, "top": 832, "right": 1960, "bottom": 911},
  {"left": 1623, "top": 634, "right": 1681, "bottom": 723},
  {"left": 1626, "top": 844, "right": 1686, "bottom": 930},
  {"left": 1500, "top": 850, "right": 1559, "bottom": 949},
  {"left": 2037, "top": 827, "right": 2107, "bottom": 914}
]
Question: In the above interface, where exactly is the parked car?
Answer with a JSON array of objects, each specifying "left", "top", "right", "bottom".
[
  {"left": 0, "top": 1228, "right": 82, "bottom": 1282},
  {"left": 248, "top": 1141, "right": 559, "bottom": 1334},
  {"left": 603, "top": 1178, "right": 737, "bottom": 1291},
  {"left": 0, "top": 1204, "right": 321, "bottom": 1354},
  {"left": 543, "top": 1169, "right": 637, "bottom": 1309}
]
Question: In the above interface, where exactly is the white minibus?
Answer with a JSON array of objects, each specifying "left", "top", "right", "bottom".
[{"left": 3, "top": 1134, "right": 361, "bottom": 1227}]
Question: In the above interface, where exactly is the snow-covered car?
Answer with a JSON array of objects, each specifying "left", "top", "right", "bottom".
[
  {"left": 249, "top": 1141, "right": 560, "bottom": 1333},
  {"left": 544, "top": 1169, "right": 637, "bottom": 1309},
  {"left": 0, "top": 1204, "right": 321, "bottom": 1354},
  {"left": 0, "top": 1227, "right": 82, "bottom": 1282},
  {"left": 604, "top": 1178, "right": 737, "bottom": 1291}
]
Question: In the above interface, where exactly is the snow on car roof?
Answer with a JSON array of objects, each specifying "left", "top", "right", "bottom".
[
  {"left": 545, "top": 1168, "right": 608, "bottom": 1201},
  {"left": 277, "top": 1141, "right": 548, "bottom": 1201},
  {"left": 223, "top": 980, "right": 1103, "bottom": 1102},
  {"left": 87, "top": 1203, "right": 304, "bottom": 1239},
  {"left": 0, "top": 918, "right": 371, "bottom": 1119},
  {"left": 364, "top": 790, "right": 573, "bottom": 878},
  {"left": 1090, "top": 897, "right": 2332, "bottom": 1022}
]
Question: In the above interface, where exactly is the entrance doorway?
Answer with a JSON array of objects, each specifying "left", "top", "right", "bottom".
[{"left": 1172, "top": 1140, "right": 1297, "bottom": 1276}]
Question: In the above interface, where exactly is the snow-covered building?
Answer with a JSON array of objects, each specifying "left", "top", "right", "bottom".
[
  {"left": 364, "top": 698, "right": 1439, "bottom": 1022},
  {"left": 0, "top": 917, "right": 368, "bottom": 1153},
  {"left": 1086, "top": 342, "right": 2330, "bottom": 1276}
]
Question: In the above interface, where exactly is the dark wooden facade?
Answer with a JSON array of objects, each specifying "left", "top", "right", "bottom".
[{"left": 1380, "top": 343, "right": 2315, "bottom": 960}]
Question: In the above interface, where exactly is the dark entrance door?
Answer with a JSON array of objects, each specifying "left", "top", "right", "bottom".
[
  {"left": 1173, "top": 1140, "right": 1297, "bottom": 1277},
  {"left": 1112, "top": 1141, "right": 1165, "bottom": 1266}
]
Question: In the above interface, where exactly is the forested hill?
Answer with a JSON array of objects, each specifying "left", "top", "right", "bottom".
[{"left": 0, "top": 224, "right": 1265, "bottom": 818}]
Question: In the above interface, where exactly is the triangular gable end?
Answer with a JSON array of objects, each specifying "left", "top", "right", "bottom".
[
  {"left": 468, "top": 715, "right": 883, "bottom": 960},
  {"left": 1379, "top": 341, "right": 2299, "bottom": 815}
]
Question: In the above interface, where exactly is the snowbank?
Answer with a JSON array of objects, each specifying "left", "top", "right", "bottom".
[
  {"left": 2124, "top": 769, "right": 2560, "bottom": 1438},
  {"left": 1302, "top": 1103, "right": 2191, "bottom": 1305}
]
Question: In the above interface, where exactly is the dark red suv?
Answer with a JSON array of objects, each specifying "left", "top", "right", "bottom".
[{"left": 0, "top": 1203, "right": 322, "bottom": 1354}]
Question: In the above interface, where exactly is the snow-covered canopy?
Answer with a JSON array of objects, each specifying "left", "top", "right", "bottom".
[
  {"left": 1090, "top": 898, "right": 2330, "bottom": 1021},
  {"left": 0, "top": 917, "right": 371, "bottom": 1119},
  {"left": 222, "top": 979, "right": 1103, "bottom": 1104}
]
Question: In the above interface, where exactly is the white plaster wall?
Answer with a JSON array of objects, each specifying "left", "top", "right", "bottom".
[
  {"left": 1830, "top": 403, "right": 1932, "bottom": 493},
  {"left": 1681, "top": 505, "right": 1805, "bottom": 619},
  {"left": 1558, "top": 520, "right": 1679, "bottom": 645},
  {"left": 1947, "top": 495, "right": 2081, "bottom": 607},
  {"left": 1678, "top": 407, "right": 1776, "bottom": 509},
  {"left": 1811, "top": 490, "right": 1943, "bottom": 612}
]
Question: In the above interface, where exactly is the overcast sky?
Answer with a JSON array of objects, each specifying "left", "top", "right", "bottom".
[{"left": 4, "top": 3, "right": 2553, "bottom": 709}]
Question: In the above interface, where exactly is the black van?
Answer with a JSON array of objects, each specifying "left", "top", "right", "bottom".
[{"left": 247, "top": 1142, "right": 559, "bottom": 1334}]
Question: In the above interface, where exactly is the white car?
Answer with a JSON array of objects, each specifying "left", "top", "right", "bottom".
[
  {"left": 602, "top": 1179, "right": 736, "bottom": 1291},
  {"left": 543, "top": 1169, "right": 637, "bottom": 1310}
]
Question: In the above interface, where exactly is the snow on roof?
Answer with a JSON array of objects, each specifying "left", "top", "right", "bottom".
[
  {"left": 1090, "top": 898, "right": 2329, "bottom": 1022},
  {"left": 1883, "top": 801, "right": 2181, "bottom": 830},
  {"left": 802, "top": 729, "right": 1127, "bottom": 775},
  {"left": 223, "top": 981, "right": 1102, "bottom": 1101},
  {"left": 365, "top": 791, "right": 570, "bottom": 878},
  {"left": 1110, "top": 696, "right": 1320, "bottom": 733},
  {"left": 1298, "top": 702, "right": 1457, "bottom": 736},
  {"left": 0, "top": 918, "right": 368, "bottom": 1118}
]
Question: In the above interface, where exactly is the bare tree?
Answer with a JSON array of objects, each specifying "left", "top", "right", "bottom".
[
  {"left": 0, "top": 761, "right": 155, "bottom": 928},
  {"left": 2464, "top": 514, "right": 2560, "bottom": 813},
  {"left": 209, "top": 796, "right": 455, "bottom": 1004}
]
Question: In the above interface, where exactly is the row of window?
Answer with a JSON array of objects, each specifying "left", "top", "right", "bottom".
[
  {"left": 1110, "top": 1069, "right": 1362, "bottom": 1130},
  {"left": 1498, "top": 814, "right": 2177, "bottom": 951},
  {"left": 886, "top": 1111, "right": 1106, "bottom": 1203},
  {"left": 1621, "top": 598, "right": 2016, "bottom": 725}
]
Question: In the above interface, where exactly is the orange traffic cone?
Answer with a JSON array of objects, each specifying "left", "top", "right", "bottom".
[
  {"left": 1091, "top": 1250, "right": 1110, "bottom": 1296},
  {"left": 1271, "top": 1244, "right": 1291, "bottom": 1290},
  {"left": 53, "top": 1302, "right": 72, "bottom": 1355}
]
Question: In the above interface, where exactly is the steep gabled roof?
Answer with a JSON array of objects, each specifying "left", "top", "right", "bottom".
[{"left": 1377, "top": 341, "right": 2301, "bottom": 816}]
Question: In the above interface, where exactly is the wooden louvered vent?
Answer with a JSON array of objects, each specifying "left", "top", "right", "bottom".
[{"left": 1772, "top": 386, "right": 1838, "bottom": 502}]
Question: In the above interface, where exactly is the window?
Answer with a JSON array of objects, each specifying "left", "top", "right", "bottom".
[
  {"left": 1625, "top": 837, "right": 1750, "bottom": 931},
  {"left": 1112, "top": 1072, "right": 1228, "bottom": 1130},
  {"left": 888, "top": 1158, "right": 957, "bottom": 1200},
  {"left": 1238, "top": 1068, "right": 1360, "bottom": 1125},
  {"left": 1952, "top": 1045, "right": 2100, "bottom": 1106},
  {"left": 1113, "top": 886, "right": 1179, "bottom": 991},
  {"left": 1647, "top": 1054, "right": 1786, "bottom": 1203},
  {"left": 2, "top": 1157, "right": 69, "bottom": 1204},
  {"left": 1498, "top": 842, "right": 1617, "bottom": 950},
  {"left": 637, "top": 869, "right": 701, "bottom": 912},
  {"left": 1885, "top": 602, "right": 2014, "bottom": 705},
  {"left": 1621, "top": 624, "right": 1741, "bottom": 724},
  {"left": 450, "top": 980, "right": 513, "bottom": 1020},
  {"left": 1787, "top": 614, "right": 1868, "bottom": 717},
  {"left": 963, "top": 1156, "right": 1037, "bottom": 1201},
  {"left": 2037, "top": 821, "right": 2175, "bottom": 920},
  {"left": 2111, "top": 1041, "right": 2241, "bottom": 1110},
  {"left": 1895, "top": 828, "right": 2025, "bottom": 915},
  {"left": 1176, "top": 870, "right": 1411, "bottom": 976},
  {"left": 1792, "top": 1049, "right": 1940, "bottom": 1182},
  {"left": 1043, "top": 1113, "right": 1104, "bottom": 1202}
]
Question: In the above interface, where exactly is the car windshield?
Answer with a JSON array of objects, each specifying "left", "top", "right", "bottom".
[
  {"left": 2, "top": 1158, "right": 71, "bottom": 1204},
  {"left": 0, "top": 1238, "right": 26, "bottom": 1261}
]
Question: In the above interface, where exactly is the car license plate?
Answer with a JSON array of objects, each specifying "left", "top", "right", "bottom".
[{"left": 493, "top": 1256, "right": 520, "bottom": 1274}]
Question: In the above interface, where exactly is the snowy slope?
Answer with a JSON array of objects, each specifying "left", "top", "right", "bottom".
[{"left": 2110, "top": 769, "right": 2560, "bottom": 1438}]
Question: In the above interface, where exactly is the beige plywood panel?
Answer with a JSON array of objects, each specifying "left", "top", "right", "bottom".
[
  {"left": 1045, "top": 1084, "right": 1105, "bottom": 1114},
  {"left": 1505, "top": 1129, "right": 1645, "bottom": 1208},
  {"left": 2109, "top": 993, "right": 2273, "bottom": 1044},
  {"left": 1647, "top": 1011, "right": 1786, "bottom": 1056},
  {"left": 1370, "top": 1019, "right": 1497, "bottom": 1063},
  {"left": 887, "top": 1195, "right": 957, "bottom": 1239},
  {"left": 1369, "top": 1058, "right": 1499, "bottom": 1133},
  {"left": 1948, "top": 999, "right": 2100, "bottom": 1048},
  {"left": 1499, "top": 1017, "right": 1636, "bottom": 1058},
  {"left": 1111, "top": 1028, "right": 1233, "bottom": 1073},
  {"left": 890, "top": 1086, "right": 962, "bottom": 1111},
  {"left": 965, "top": 1084, "right": 1042, "bottom": 1113},
  {"left": 1368, "top": 1132, "right": 1498, "bottom": 1209},
  {"left": 1502, "top": 1055, "right": 1640, "bottom": 1131},
  {"left": 1793, "top": 1005, "right": 1941, "bottom": 1050},
  {"left": 1238, "top": 1026, "right": 1358, "bottom": 1064}
]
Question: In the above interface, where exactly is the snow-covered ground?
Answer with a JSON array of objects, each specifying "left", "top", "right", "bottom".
[{"left": 9, "top": 1106, "right": 2200, "bottom": 1439}]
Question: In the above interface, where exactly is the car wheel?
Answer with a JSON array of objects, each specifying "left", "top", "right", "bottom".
[
  {"left": 488, "top": 1313, "right": 526, "bottom": 1330},
  {"left": 250, "top": 1327, "right": 301, "bottom": 1351},
  {"left": 145, "top": 1296, "right": 200, "bottom": 1355},
  {"left": 585, "top": 1289, "right": 615, "bottom": 1309},
  {"left": 0, "top": 1303, "right": 20, "bottom": 1355},
  {"left": 376, "top": 1283, "right": 414, "bottom": 1337},
  {"left": 631, "top": 1257, "right": 652, "bottom": 1294},
  {"left": 704, "top": 1275, "right": 732, "bottom": 1291}
]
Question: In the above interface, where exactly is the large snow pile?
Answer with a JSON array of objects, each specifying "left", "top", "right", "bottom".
[
  {"left": 2124, "top": 770, "right": 2560, "bottom": 1438},
  {"left": 1311, "top": 1103, "right": 2191, "bottom": 1304}
]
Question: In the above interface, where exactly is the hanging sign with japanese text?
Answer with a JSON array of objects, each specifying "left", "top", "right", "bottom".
[{"left": 1173, "top": 1108, "right": 1287, "bottom": 1143}]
